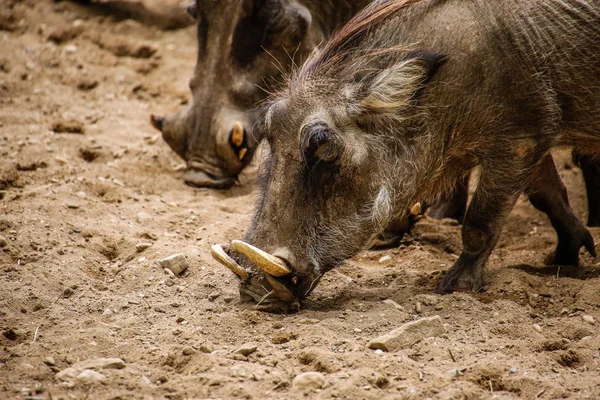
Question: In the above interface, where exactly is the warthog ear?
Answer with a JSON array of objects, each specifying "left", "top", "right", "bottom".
[
  {"left": 261, "top": 0, "right": 312, "bottom": 48},
  {"left": 356, "top": 51, "right": 447, "bottom": 116}
]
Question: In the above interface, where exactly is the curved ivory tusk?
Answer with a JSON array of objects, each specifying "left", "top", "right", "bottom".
[
  {"left": 231, "top": 240, "right": 291, "bottom": 277},
  {"left": 211, "top": 244, "right": 249, "bottom": 281}
]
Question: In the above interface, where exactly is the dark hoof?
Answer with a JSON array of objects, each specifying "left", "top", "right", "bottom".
[
  {"left": 435, "top": 262, "right": 484, "bottom": 295},
  {"left": 547, "top": 228, "right": 596, "bottom": 266}
]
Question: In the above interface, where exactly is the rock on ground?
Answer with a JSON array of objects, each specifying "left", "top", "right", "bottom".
[
  {"left": 158, "top": 253, "right": 189, "bottom": 275},
  {"left": 292, "top": 371, "right": 325, "bottom": 391},
  {"left": 76, "top": 369, "right": 107, "bottom": 385},
  {"left": 368, "top": 315, "right": 446, "bottom": 352}
]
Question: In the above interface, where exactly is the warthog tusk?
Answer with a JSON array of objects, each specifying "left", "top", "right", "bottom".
[
  {"left": 211, "top": 244, "right": 249, "bottom": 281},
  {"left": 231, "top": 240, "right": 291, "bottom": 277},
  {"left": 410, "top": 202, "right": 422, "bottom": 216},
  {"left": 238, "top": 147, "right": 248, "bottom": 160},
  {"left": 231, "top": 122, "right": 244, "bottom": 147}
]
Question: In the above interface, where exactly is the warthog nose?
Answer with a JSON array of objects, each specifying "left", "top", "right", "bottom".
[{"left": 149, "top": 114, "right": 164, "bottom": 132}]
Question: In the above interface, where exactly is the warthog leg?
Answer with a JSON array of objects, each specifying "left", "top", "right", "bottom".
[
  {"left": 572, "top": 150, "right": 600, "bottom": 227},
  {"left": 436, "top": 152, "right": 597, "bottom": 294},
  {"left": 527, "top": 155, "right": 596, "bottom": 266}
]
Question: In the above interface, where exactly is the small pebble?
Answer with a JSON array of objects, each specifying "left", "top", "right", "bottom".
[
  {"left": 593, "top": 352, "right": 599, "bottom": 359},
  {"left": 136, "top": 243, "right": 152, "bottom": 252},
  {"left": 378, "top": 255, "right": 392, "bottom": 264},
  {"left": 292, "top": 371, "right": 325, "bottom": 391},
  {"left": 382, "top": 299, "right": 404, "bottom": 311},
  {"left": 223, "top": 296, "right": 235, "bottom": 303},
  {"left": 182, "top": 347, "right": 196, "bottom": 356},
  {"left": 62, "top": 287, "right": 74, "bottom": 299},
  {"left": 76, "top": 369, "right": 106, "bottom": 384},
  {"left": 64, "top": 44, "right": 78, "bottom": 54},
  {"left": 208, "top": 291, "right": 220, "bottom": 301},
  {"left": 509, "top": 367, "right": 518, "bottom": 374},
  {"left": 199, "top": 344, "right": 213, "bottom": 354},
  {"left": 533, "top": 324, "right": 542, "bottom": 333},
  {"left": 136, "top": 211, "right": 151, "bottom": 224},
  {"left": 102, "top": 308, "right": 114, "bottom": 316},
  {"left": 235, "top": 344, "right": 257, "bottom": 356},
  {"left": 582, "top": 315, "right": 595, "bottom": 325},
  {"left": 415, "top": 302, "right": 423, "bottom": 314},
  {"left": 43, "top": 356, "right": 56, "bottom": 366},
  {"left": 158, "top": 253, "right": 189, "bottom": 276},
  {"left": 0, "top": 235, "right": 7, "bottom": 248}
]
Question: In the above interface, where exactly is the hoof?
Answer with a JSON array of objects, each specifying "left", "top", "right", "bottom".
[{"left": 547, "top": 227, "right": 596, "bottom": 266}]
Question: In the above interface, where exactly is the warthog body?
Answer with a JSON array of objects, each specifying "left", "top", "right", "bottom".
[
  {"left": 215, "top": 0, "right": 600, "bottom": 312},
  {"left": 151, "top": 0, "right": 370, "bottom": 188}
]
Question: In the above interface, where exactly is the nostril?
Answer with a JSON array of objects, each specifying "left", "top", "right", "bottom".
[{"left": 150, "top": 114, "right": 164, "bottom": 132}]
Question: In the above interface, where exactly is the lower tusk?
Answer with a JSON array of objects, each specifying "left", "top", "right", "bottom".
[
  {"left": 231, "top": 240, "right": 291, "bottom": 277},
  {"left": 410, "top": 202, "right": 422, "bottom": 216},
  {"left": 231, "top": 122, "right": 244, "bottom": 147},
  {"left": 238, "top": 147, "right": 248, "bottom": 160},
  {"left": 264, "top": 273, "right": 296, "bottom": 303},
  {"left": 211, "top": 244, "right": 249, "bottom": 280}
]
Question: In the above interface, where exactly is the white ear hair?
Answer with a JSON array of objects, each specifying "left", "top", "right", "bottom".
[
  {"left": 360, "top": 60, "right": 426, "bottom": 113},
  {"left": 358, "top": 51, "right": 446, "bottom": 116}
]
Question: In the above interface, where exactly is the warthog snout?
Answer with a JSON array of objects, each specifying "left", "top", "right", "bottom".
[
  {"left": 211, "top": 241, "right": 301, "bottom": 313},
  {"left": 149, "top": 114, "right": 164, "bottom": 132}
]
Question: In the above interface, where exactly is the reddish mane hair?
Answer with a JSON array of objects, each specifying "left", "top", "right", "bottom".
[{"left": 304, "top": 0, "right": 424, "bottom": 73}]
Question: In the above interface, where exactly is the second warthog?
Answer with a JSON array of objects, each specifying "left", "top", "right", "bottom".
[
  {"left": 212, "top": 0, "right": 600, "bottom": 312},
  {"left": 151, "top": 0, "right": 370, "bottom": 188}
]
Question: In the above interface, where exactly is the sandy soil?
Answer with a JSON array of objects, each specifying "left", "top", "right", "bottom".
[{"left": 1, "top": 1, "right": 600, "bottom": 399}]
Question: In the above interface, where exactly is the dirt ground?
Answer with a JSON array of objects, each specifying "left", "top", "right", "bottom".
[{"left": 1, "top": 1, "right": 600, "bottom": 399}]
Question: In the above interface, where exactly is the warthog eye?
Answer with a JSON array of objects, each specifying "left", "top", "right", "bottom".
[{"left": 301, "top": 123, "right": 340, "bottom": 166}]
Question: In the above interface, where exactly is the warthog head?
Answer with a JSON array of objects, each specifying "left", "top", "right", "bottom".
[
  {"left": 210, "top": 1, "right": 448, "bottom": 311},
  {"left": 151, "top": 0, "right": 314, "bottom": 188}
]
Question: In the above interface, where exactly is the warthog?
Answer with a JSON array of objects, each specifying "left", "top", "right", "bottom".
[
  {"left": 212, "top": 0, "right": 600, "bottom": 312},
  {"left": 150, "top": 0, "right": 370, "bottom": 188}
]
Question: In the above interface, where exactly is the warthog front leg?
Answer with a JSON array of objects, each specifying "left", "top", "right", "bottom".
[
  {"left": 527, "top": 155, "right": 596, "bottom": 266},
  {"left": 573, "top": 150, "right": 600, "bottom": 227}
]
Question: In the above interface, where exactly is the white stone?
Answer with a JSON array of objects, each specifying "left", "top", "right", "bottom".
[
  {"left": 582, "top": 315, "right": 595, "bottom": 325},
  {"left": 378, "top": 255, "right": 392, "bottom": 264},
  {"left": 368, "top": 315, "right": 445, "bottom": 352},
  {"left": 158, "top": 253, "right": 189, "bottom": 275}
]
